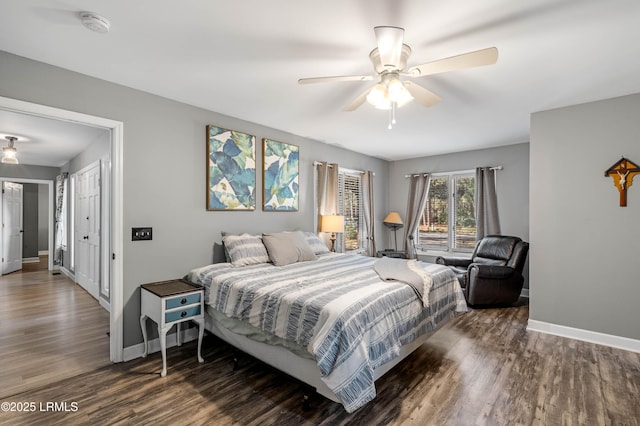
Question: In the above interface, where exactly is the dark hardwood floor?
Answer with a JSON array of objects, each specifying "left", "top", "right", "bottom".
[
  {"left": 1, "top": 295, "right": 639, "bottom": 425},
  {"left": 0, "top": 257, "right": 110, "bottom": 399}
]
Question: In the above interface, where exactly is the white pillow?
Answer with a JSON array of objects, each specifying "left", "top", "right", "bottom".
[
  {"left": 303, "top": 231, "right": 331, "bottom": 255},
  {"left": 222, "top": 233, "right": 270, "bottom": 266}
]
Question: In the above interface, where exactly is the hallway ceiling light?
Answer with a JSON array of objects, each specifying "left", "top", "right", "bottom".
[{"left": 2, "top": 136, "right": 19, "bottom": 164}]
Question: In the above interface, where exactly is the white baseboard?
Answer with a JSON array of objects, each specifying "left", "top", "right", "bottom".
[
  {"left": 520, "top": 288, "right": 529, "bottom": 298},
  {"left": 38, "top": 250, "right": 49, "bottom": 256},
  {"left": 22, "top": 257, "right": 40, "bottom": 263},
  {"left": 99, "top": 297, "right": 111, "bottom": 313},
  {"left": 527, "top": 319, "right": 640, "bottom": 354},
  {"left": 123, "top": 326, "right": 200, "bottom": 362},
  {"left": 59, "top": 266, "right": 75, "bottom": 281}
]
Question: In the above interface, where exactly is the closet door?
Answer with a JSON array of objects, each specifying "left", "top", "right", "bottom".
[{"left": 75, "top": 162, "right": 101, "bottom": 300}]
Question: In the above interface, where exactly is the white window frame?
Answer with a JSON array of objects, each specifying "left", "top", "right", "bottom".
[
  {"left": 416, "top": 170, "right": 476, "bottom": 255},
  {"left": 337, "top": 168, "right": 366, "bottom": 254}
]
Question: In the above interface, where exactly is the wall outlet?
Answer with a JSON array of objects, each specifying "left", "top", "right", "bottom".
[{"left": 132, "top": 227, "right": 152, "bottom": 241}]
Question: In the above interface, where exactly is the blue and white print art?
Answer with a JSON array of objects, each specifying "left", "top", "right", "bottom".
[
  {"left": 262, "top": 139, "right": 299, "bottom": 211},
  {"left": 207, "top": 125, "right": 256, "bottom": 210}
]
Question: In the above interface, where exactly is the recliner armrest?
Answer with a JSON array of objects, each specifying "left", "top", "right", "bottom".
[
  {"left": 468, "top": 264, "right": 516, "bottom": 279},
  {"left": 435, "top": 256, "right": 472, "bottom": 268}
]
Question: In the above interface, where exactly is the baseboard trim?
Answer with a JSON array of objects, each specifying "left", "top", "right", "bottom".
[
  {"left": 520, "top": 288, "right": 529, "bottom": 298},
  {"left": 38, "top": 250, "right": 49, "bottom": 256},
  {"left": 527, "top": 319, "right": 640, "bottom": 354},
  {"left": 22, "top": 257, "right": 40, "bottom": 263},
  {"left": 99, "top": 297, "right": 111, "bottom": 313},
  {"left": 123, "top": 327, "right": 200, "bottom": 362},
  {"left": 59, "top": 266, "right": 75, "bottom": 281}
]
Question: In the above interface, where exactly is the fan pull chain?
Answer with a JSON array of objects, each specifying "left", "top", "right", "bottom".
[{"left": 388, "top": 102, "right": 397, "bottom": 129}]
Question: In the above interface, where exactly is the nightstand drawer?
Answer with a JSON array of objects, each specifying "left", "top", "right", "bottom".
[
  {"left": 165, "top": 293, "right": 201, "bottom": 309},
  {"left": 165, "top": 305, "right": 201, "bottom": 323}
]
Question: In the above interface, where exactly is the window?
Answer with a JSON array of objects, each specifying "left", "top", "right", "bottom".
[
  {"left": 417, "top": 173, "right": 476, "bottom": 252},
  {"left": 337, "top": 170, "right": 366, "bottom": 252}
]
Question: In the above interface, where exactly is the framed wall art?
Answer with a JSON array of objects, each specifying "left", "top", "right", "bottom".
[
  {"left": 206, "top": 125, "right": 256, "bottom": 210},
  {"left": 262, "top": 138, "right": 299, "bottom": 211}
]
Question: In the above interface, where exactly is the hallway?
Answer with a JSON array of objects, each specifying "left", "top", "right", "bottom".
[{"left": 0, "top": 257, "right": 110, "bottom": 398}]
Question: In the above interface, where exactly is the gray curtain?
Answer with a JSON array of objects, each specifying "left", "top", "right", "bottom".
[
  {"left": 54, "top": 172, "right": 69, "bottom": 266},
  {"left": 403, "top": 174, "right": 431, "bottom": 259},
  {"left": 475, "top": 167, "right": 501, "bottom": 238},
  {"left": 362, "top": 170, "right": 376, "bottom": 257},
  {"left": 316, "top": 162, "right": 339, "bottom": 248}
]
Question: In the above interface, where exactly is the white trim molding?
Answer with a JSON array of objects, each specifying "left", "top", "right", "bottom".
[{"left": 527, "top": 320, "right": 640, "bottom": 354}]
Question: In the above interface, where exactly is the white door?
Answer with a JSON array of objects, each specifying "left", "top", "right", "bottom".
[
  {"left": 75, "top": 163, "right": 100, "bottom": 299},
  {"left": 2, "top": 182, "right": 23, "bottom": 275}
]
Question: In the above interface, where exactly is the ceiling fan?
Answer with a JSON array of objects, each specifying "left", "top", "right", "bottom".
[{"left": 298, "top": 26, "right": 498, "bottom": 127}]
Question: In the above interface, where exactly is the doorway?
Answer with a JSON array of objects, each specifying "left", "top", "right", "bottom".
[{"left": 0, "top": 95, "right": 124, "bottom": 363}]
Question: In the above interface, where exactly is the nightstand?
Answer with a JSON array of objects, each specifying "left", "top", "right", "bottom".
[
  {"left": 140, "top": 279, "right": 205, "bottom": 377},
  {"left": 377, "top": 249, "right": 408, "bottom": 259}
]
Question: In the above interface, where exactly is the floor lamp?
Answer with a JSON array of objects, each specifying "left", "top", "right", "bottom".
[{"left": 383, "top": 211, "right": 403, "bottom": 251}]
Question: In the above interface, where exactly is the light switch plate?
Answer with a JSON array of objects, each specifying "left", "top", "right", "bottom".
[{"left": 132, "top": 227, "right": 152, "bottom": 241}]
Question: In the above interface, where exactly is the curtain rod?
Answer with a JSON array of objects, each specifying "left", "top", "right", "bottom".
[
  {"left": 404, "top": 166, "right": 502, "bottom": 178},
  {"left": 313, "top": 161, "right": 375, "bottom": 176}
]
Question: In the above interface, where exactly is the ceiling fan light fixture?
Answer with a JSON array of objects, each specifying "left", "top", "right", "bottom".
[
  {"left": 395, "top": 86, "right": 414, "bottom": 107},
  {"left": 366, "top": 83, "right": 388, "bottom": 108},
  {"left": 387, "top": 77, "right": 405, "bottom": 102}
]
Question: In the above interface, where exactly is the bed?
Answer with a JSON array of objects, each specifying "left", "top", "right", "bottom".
[{"left": 186, "top": 231, "right": 467, "bottom": 413}]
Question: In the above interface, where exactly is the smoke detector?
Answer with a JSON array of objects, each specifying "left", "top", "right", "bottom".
[{"left": 80, "top": 12, "right": 111, "bottom": 34}]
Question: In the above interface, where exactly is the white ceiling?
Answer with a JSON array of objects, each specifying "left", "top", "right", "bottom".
[
  {"left": 0, "top": 109, "right": 108, "bottom": 167},
  {"left": 1, "top": 0, "right": 640, "bottom": 162}
]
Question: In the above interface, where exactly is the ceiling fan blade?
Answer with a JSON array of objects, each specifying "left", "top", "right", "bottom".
[
  {"left": 403, "top": 81, "right": 441, "bottom": 107},
  {"left": 408, "top": 47, "right": 498, "bottom": 77},
  {"left": 374, "top": 26, "right": 404, "bottom": 69},
  {"left": 298, "top": 75, "right": 374, "bottom": 85},
  {"left": 343, "top": 87, "right": 373, "bottom": 111}
]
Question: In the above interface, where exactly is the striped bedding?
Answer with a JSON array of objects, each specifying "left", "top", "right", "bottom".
[{"left": 187, "top": 253, "right": 467, "bottom": 412}]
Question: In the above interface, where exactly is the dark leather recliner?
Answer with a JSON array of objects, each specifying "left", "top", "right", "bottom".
[{"left": 435, "top": 235, "right": 529, "bottom": 306}]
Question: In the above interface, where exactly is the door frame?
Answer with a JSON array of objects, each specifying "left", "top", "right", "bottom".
[{"left": 0, "top": 95, "right": 124, "bottom": 363}]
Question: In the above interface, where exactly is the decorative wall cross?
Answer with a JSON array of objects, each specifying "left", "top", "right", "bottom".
[{"left": 604, "top": 157, "right": 640, "bottom": 207}]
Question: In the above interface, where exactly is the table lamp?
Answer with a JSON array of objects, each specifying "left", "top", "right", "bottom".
[{"left": 320, "top": 215, "right": 344, "bottom": 252}]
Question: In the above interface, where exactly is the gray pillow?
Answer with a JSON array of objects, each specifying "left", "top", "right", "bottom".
[
  {"left": 222, "top": 233, "right": 270, "bottom": 266},
  {"left": 262, "top": 231, "right": 318, "bottom": 266},
  {"left": 303, "top": 231, "right": 330, "bottom": 255}
]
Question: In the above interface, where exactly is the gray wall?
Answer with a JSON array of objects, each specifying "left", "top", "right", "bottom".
[
  {"left": 0, "top": 50, "right": 390, "bottom": 348},
  {"left": 22, "top": 183, "right": 39, "bottom": 258},
  {"left": 60, "top": 132, "right": 111, "bottom": 271},
  {"left": 530, "top": 93, "right": 640, "bottom": 340},
  {"left": 0, "top": 163, "right": 59, "bottom": 181},
  {"left": 63, "top": 130, "right": 110, "bottom": 175},
  {"left": 389, "top": 143, "right": 530, "bottom": 286}
]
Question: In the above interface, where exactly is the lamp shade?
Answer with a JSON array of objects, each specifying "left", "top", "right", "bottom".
[
  {"left": 320, "top": 215, "right": 345, "bottom": 233},
  {"left": 383, "top": 211, "right": 403, "bottom": 227}
]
